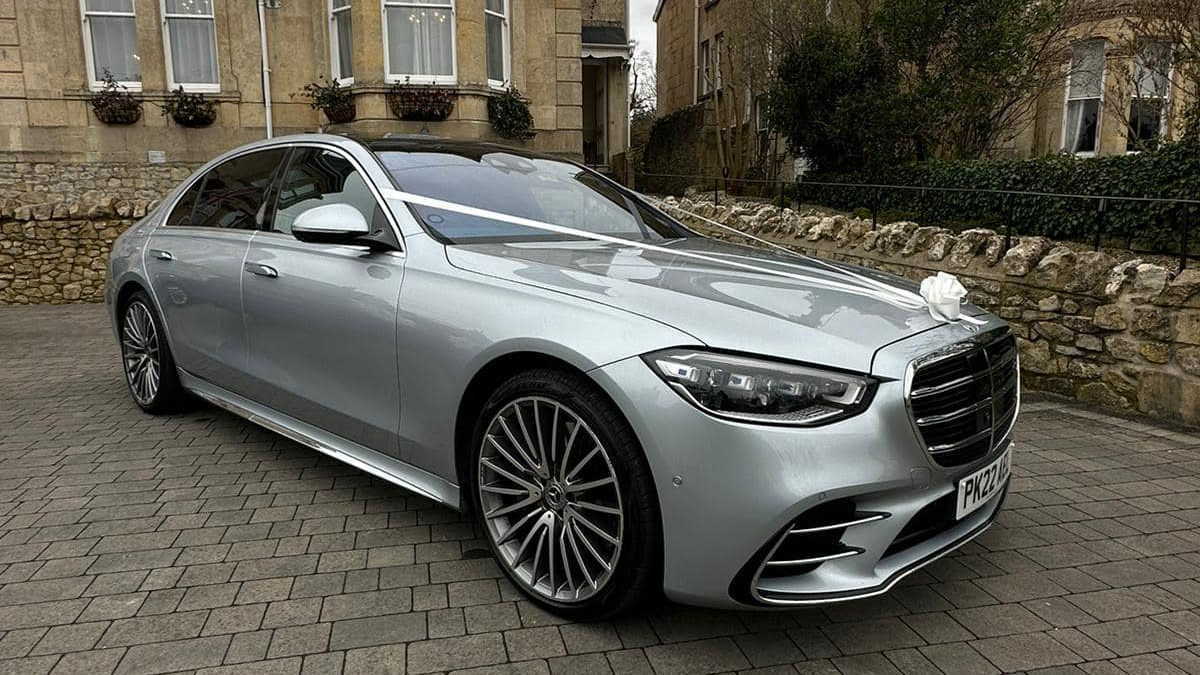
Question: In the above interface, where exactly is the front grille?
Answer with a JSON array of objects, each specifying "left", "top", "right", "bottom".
[{"left": 908, "top": 330, "right": 1018, "bottom": 467}]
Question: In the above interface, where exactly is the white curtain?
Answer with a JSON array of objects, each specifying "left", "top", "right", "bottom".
[
  {"left": 1063, "top": 100, "right": 1085, "bottom": 153},
  {"left": 89, "top": 16, "right": 140, "bottom": 82},
  {"left": 485, "top": 12, "right": 505, "bottom": 82},
  {"left": 86, "top": 0, "right": 133, "bottom": 11},
  {"left": 387, "top": 5, "right": 454, "bottom": 77},
  {"left": 334, "top": 11, "right": 353, "bottom": 79},
  {"left": 168, "top": 18, "right": 218, "bottom": 84}
]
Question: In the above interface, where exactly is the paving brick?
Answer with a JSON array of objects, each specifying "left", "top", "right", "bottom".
[
  {"left": 113, "top": 635, "right": 231, "bottom": 675},
  {"left": 406, "top": 633, "right": 507, "bottom": 673},
  {"left": 644, "top": 638, "right": 750, "bottom": 675},
  {"left": 328, "top": 613, "right": 426, "bottom": 650},
  {"left": 970, "top": 632, "right": 1083, "bottom": 672},
  {"left": 343, "top": 644, "right": 405, "bottom": 675},
  {"left": 268, "top": 623, "right": 331, "bottom": 658},
  {"left": 1078, "top": 617, "right": 1191, "bottom": 656}
]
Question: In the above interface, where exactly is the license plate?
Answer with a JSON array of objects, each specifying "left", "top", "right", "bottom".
[{"left": 956, "top": 449, "right": 1011, "bottom": 520}]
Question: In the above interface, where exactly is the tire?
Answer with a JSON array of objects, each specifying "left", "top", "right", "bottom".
[
  {"left": 470, "top": 368, "right": 662, "bottom": 620},
  {"left": 119, "top": 290, "right": 190, "bottom": 414}
]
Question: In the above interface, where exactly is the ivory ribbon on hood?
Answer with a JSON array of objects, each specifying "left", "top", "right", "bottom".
[
  {"left": 380, "top": 187, "right": 982, "bottom": 324},
  {"left": 646, "top": 196, "right": 987, "bottom": 326}
]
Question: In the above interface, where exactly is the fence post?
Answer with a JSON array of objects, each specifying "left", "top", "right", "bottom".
[
  {"left": 1183, "top": 203, "right": 1191, "bottom": 272},
  {"left": 871, "top": 188, "right": 879, "bottom": 229},
  {"left": 1003, "top": 194, "right": 1012, "bottom": 253},
  {"left": 1093, "top": 198, "right": 1107, "bottom": 251},
  {"left": 713, "top": 176, "right": 719, "bottom": 206}
]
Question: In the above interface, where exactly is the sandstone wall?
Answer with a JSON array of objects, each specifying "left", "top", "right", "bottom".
[
  {"left": 0, "top": 162, "right": 195, "bottom": 304},
  {"left": 659, "top": 193, "right": 1200, "bottom": 427}
]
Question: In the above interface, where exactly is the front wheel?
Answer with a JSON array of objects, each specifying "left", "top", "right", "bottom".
[
  {"left": 471, "top": 369, "right": 661, "bottom": 619},
  {"left": 119, "top": 290, "right": 190, "bottom": 414}
]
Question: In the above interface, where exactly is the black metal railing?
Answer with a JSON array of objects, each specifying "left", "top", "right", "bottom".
[{"left": 631, "top": 170, "right": 1199, "bottom": 269}]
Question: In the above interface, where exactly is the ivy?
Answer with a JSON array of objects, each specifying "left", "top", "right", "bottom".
[{"left": 487, "top": 87, "right": 535, "bottom": 141}]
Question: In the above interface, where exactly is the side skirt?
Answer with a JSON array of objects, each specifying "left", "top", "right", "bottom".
[{"left": 180, "top": 370, "right": 461, "bottom": 509}]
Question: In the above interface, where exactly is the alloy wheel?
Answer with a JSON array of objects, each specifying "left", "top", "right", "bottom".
[
  {"left": 478, "top": 396, "right": 624, "bottom": 603},
  {"left": 121, "top": 301, "right": 161, "bottom": 406}
]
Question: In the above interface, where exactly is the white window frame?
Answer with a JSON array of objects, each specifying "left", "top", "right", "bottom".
[
  {"left": 160, "top": 0, "right": 220, "bottom": 93},
  {"left": 699, "top": 39, "right": 710, "bottom": 95},
  {"left": 381, "top": 0, "right": 458, "bottom": 85},
  {"left": 1061, "top": 38, "right": 1106, "bottom": 157},
  {"left": 484, "top": 0, "right": 510, "bottom": 89},
  {"left": 1126, "top": 39, "right": 1173, "bottom": 153},
  {"left": 330, "top": 0, "right": 354, "bottom": 85},
  {"left": 80, "top": 0, "right": 141, "bottom": 91}
]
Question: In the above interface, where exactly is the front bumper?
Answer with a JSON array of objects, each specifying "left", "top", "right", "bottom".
[{"left": 589, "top": 320, "right": 1013, "bottom": 609}]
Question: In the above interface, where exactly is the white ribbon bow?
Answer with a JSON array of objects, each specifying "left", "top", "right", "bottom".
[{"left": 920, "top": 271, "right": 968, "bottom": 322}]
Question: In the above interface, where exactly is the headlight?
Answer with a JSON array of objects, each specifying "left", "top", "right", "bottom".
[{"left": 641, "top": 349, "right": 875, "bottom": 426}]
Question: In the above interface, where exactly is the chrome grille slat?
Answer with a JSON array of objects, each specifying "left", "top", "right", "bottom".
[
  {"left": 915, "top": 397, "right": 993, "bottom": 426},
  {"left": 908, "top": 330, "right": 1018, "bottom": 467},
  {"left": 910, "top": 371, "right": 988, "bottom": 399},
  {"left": 788, "top": 512, "right": 888, "bottom": 534},
  {"left": 763, "top": 547, "right": 864, "bottom": 566}
]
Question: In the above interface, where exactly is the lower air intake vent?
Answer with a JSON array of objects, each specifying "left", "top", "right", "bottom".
[{"left": 757, "top": 499, "right": 887, "bottom": 579}]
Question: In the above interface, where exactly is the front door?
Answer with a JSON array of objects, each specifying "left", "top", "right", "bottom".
[
  {"left": 240, "top": 147, "right": 406, "bottom": 455},
  {"left": 145, "top": 148, "right": 288, "bottom": 390}
]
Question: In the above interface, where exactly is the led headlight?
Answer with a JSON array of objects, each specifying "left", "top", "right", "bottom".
[{"left": 642, "top": 349, "right": 875, "bottom": 426}]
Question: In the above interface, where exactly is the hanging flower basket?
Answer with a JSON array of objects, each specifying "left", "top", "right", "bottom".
[
  {"left": 90, "top": 70, "right": 142, "bottom": 126},
  {"left": 324, "top": 100, "right": 357, "bottom": 124},
  {"left": 386, "top": 79, "right": 454, "bottom": 121},
  {"left": 161, "top": 87, "right": 217, "bottom": 128},
  {"left": 295, "top": 76, "right": 357, "bottom": 125}
]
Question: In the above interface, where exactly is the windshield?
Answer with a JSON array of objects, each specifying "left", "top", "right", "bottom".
[{"left": 374, "top": 149, "right": 694, "bottom": 243}]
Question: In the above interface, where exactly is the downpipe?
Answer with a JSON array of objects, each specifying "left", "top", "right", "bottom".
[{"left": 256, "top": 0, "right": 274, "bottom": 138}]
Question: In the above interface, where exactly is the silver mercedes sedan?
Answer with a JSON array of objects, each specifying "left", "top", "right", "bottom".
[{"left": 106, "top": 133, "right": 1016, "bottom": 618}]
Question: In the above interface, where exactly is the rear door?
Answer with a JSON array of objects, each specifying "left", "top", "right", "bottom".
[
  {"left": 240, "top": 146, "right": 406, "bottom": 455},
  {"left": 145, "top": 148, "right": 288, "bottom": 391}
]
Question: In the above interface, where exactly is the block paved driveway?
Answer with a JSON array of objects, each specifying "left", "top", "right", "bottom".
[{"left": 3, "top": 304, "right": 1200, "bottom": 675}]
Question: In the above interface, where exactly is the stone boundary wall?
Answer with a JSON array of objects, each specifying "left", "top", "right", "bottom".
[
  {"left": 659, "top": 193, "right": 1200, "bottom": 427},
  {"left": 0, "top": 162, "right": 197, "bottom": 304}
]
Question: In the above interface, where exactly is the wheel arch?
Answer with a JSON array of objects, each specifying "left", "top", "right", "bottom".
[{"left": 453, "top": 350, "right": 592, "bottom": 509}]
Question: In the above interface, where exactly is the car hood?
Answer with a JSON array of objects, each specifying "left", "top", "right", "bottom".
[{"left": 444, "top": 237, "right": 983, "bottom": 373}]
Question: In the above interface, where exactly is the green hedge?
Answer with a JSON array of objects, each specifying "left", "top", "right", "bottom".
[
  {"left": 639, "top": 104, "right": 706, "bottom": 195},
  {"left": 795, "top": 136, "right": 1200, "bottom": 255}
]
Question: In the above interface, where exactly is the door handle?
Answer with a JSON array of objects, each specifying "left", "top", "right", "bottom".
[
  {"left": 150, "top": 249, "right": 173, "bottom": 261},
  {"left": 244, "top": 262, "right": 278, "bottom": 278}
]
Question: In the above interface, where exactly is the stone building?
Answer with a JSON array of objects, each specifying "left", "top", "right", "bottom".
[
  {"left": 652, "top": 0, "right": 1195, "bottom": 169},
  {"left": 0, "top": 0, "right": 632, "bottom": 166}
]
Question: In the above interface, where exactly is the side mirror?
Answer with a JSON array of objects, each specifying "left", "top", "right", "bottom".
[{"left": 291, "top": 203, "right": 371, "bottom": 245}]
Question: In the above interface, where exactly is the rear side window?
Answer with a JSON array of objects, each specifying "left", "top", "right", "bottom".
[
  {"left": 164, "top": 181, "right": 202, "bottom": 227},
  {"left": 272, "top": 148, "right": 382, "bottom": 235},
  {"left": 174, "top": 149, "right": 288, "bottom": 229}
]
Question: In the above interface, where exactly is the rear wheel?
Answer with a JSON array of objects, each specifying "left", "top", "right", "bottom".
[
  {"left": 471, "top": 369, "right": 661, "bottom": 619},
  {"left": 119, "top": 290, "right": 189, "bottom": 414}
]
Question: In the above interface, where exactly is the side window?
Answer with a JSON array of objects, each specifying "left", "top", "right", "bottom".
[
  {"left": 186, "top": 149, "right": 288, "bottom": 229},
  {"left": 272, "top": 148, "right": 380, "bottom": 235},
  {"left": 164, "top": 179, "right": 202, "bottom": 227}
]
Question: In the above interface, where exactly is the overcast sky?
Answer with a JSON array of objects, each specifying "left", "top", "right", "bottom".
[{"left": 629, "top": 0, "right": 658, "bottom": 61}]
